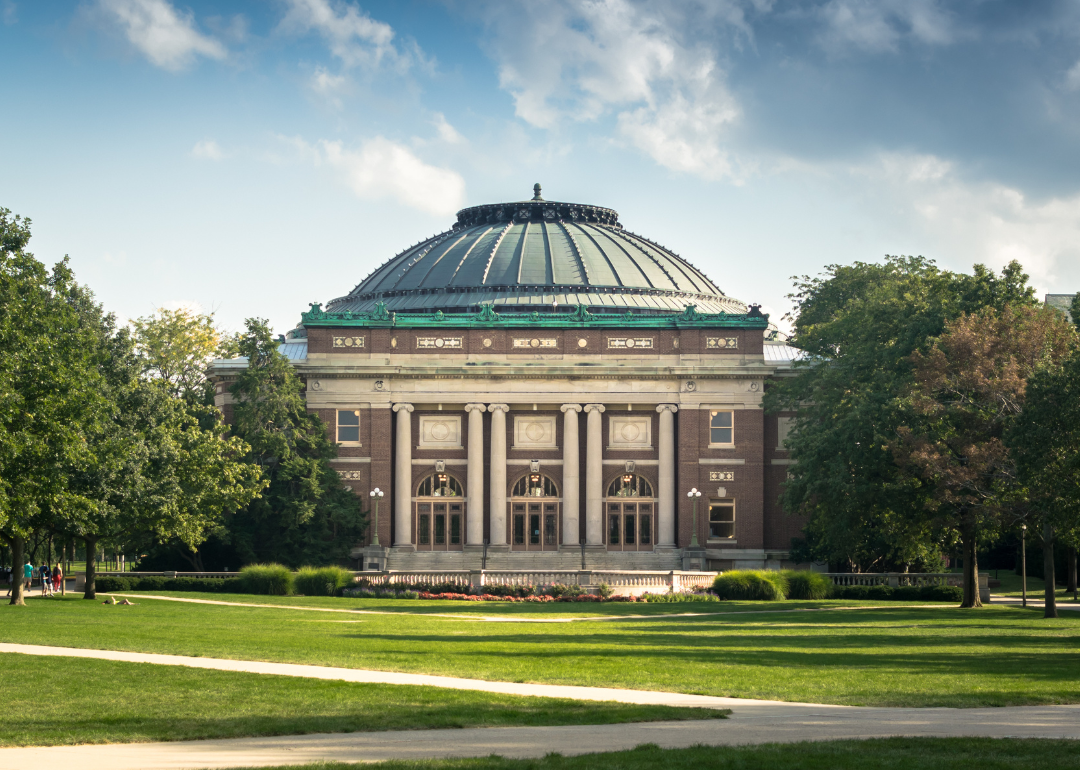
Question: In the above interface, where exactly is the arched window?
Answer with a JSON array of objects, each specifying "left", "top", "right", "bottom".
[
  {"left": 512, "top": 473, "right": 559, "bottom": 498},
  {"left": 416, "top": 473, "right": 463, "bottom": 497},
  {"left": 606, "top": 473, "right": 654, "bottom": 498}
]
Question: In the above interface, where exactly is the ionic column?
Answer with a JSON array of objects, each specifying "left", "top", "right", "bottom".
[
  {"left": 657, "top": 404, "right": 678, "bottom": 547},
  {"left": 392, "top": 403, "right": 414, "bottom": 547},
  {"left": 561, "top": 404, "right": 582, "bottom": 546},
  {"left": 583, "top": 404, "right": 605, "bottom": 545},
  {"left": 464, "top": 404, "right": 487, "bottom": 546},
  {"left": 488, "top": 404, "right": 510, "bottom": 546}
]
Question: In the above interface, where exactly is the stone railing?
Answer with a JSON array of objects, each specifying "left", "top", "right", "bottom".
[
  {"left": 356, "top": 569, "right": 717, "bottom": 596},
  {"left": 824, "top": 572, "right": 989, "bottom": 601}
]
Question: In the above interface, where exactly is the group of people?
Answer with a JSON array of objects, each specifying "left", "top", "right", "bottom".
[{"left": 3, "top": 561, "right": 64, "bottom": 597}]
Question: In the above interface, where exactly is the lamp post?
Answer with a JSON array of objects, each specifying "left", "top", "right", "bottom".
[
  {"left": 1021, "top": 524, "right": 1027, "bottom": 608},
  {"left": 369, "top": 488, "right": 384, "bottom": 547},
  {"left": 687, "top": 488, "right": 702, "bottom": 547}
]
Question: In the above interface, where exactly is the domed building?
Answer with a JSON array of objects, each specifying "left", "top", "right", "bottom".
[{"left": 213, "top": 186, "right": 804, "bottom": 573}]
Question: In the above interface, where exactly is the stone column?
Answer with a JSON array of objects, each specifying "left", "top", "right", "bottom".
[
  {"left": 392, "top": 403, "right": 414, "bottom": 548},
  {"left": 464, "top": 404, "right": 487, "bottom": 546},
  {"left": 488, "top": 404, "right": 510, "bottom": 546},
  {"left": 656, "top": 404, "right": 678, "bottom": 547},
  {"left": 583, "top": 404, "right": 605, "bottom": 545},
  {"left": 561, "top": 404, "right": 582, "bottom": 546}
]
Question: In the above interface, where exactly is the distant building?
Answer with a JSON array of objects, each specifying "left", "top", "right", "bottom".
[{"left": 210, "top": 187, "right": 804, "bottom": 572}]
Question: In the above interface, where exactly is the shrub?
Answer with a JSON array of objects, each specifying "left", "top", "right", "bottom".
[
  {"left": 547, "top": 583, "right": 585, "bottom": 598},
  {"left": 919, "top": 584, "right": 963, "bottom": 602},
  {"left": 782, "top": 570, "right": 834, "bottom": 600},
  {"left": 95, "top": 577, "right": 132, "bottom": 592},
  {"left": 238, "top": 563, "right": 294, "bottom": 595},
  {"left": 294, "top": 566, "right": 353, "bottom": 597},
  {"left": 596, "top": 582, "right": 614, "bottom": 599},
  {"left": 641, "top": 591, "right": 719, "bottom": 603},
  {"left": 712, "top": 570, "right": 787, "bottom": 601}
]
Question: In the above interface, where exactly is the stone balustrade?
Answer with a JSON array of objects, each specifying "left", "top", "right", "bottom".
[
  {"left": 357, "top": 569, "right": 717, "bottom": 596},
  {"left": 823, "top": 572, "right": 988, "bottom": 589}
]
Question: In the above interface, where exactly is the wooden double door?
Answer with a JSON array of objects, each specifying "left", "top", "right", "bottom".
[
  {"left": 510, "top": 500, "right": 561, "bottom": 550},
  {"left": 415, "top": 500, "right": 465, "bottom": 551},
  {"left": 606, "top": 500, "right": 655, "bottom": 551}
]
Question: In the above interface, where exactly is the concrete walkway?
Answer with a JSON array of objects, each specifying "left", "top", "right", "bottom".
[{"left": 3, "top": 707, "right": 1078, "bottom": 770}]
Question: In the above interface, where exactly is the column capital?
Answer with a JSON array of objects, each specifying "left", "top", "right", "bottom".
[
  {"left": 392, "top": 403, "right": 414, "bottom": 414},
  {"left": 560, "top": 404, "right": 582, "bottom": 413},
  {"left": 464, "top": 403, "right": 487, "bottom": 413},
  {"left": 487, "top": 403, "right": 510, "bottom": 413},
  {"left": 583, "top": 403, "right": 606, "bottom": 414},
  {"left": 656, "top": 404, "right": 679, "bottom": 414}
]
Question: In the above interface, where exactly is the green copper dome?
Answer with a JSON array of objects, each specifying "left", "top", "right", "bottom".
[{"left": 326, "top": 186, "right": 746, "bottom": 316}]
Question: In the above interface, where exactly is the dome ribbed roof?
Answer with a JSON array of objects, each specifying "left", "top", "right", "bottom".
[{"left": 327, "top": 187, "right": 745, "bottom": 316}]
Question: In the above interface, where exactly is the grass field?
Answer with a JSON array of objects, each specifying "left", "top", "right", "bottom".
[
  {"left": 4, "top": 593, "right": 1079, "bottom": 708},
  {"left": 223, "top": 738, "right": 1080, "bottom": 770},
  {"left": 1, "top": 655, "right": 719, "bottom": 747}
]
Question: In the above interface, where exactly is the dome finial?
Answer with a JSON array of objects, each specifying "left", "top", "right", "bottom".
[{"left": 532, "top": 183, "right": 543, "bottom": 201}]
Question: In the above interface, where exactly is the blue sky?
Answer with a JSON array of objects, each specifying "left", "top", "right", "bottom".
[{"left": 3, "top": 0, "right": 1080, "bottom": 335}]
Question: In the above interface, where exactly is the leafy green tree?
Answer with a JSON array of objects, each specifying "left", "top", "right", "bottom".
[
  {"left": 132, "top": 307, "right": 233, "bottom": 406},
  {"left": 895, "top": 305, "right": 1075, "bottom": 607},
  {"left": 224, "top": 319, "right": 365, "bottom": 567},
  {"left": 765, "top": 256, "right": 1035, "bottom": 600},
  {"left": 0, "top": 209, "right": 105, "bottom": 605},
  {"left": 1008, "top": 336, "right": 1080, "bottom": 618}
]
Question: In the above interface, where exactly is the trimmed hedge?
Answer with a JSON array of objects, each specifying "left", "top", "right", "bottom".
[
  {"left": 294, "top": 566, "right": 354, "bottom": 596},
  {"left": 238, "top": 564, "right": 295, "bottom": 595},
  {"left": 712, "top": 570, "right": 788, "bottom": 601},
  {"left": 94, "top": 576, "right": 243, "bottom": 593},
  {"left": 783, "top": 570, "right": 834, "bottom": 600},
  {"left": 830, "top": 584, "right": 963, "bottom": 602}
]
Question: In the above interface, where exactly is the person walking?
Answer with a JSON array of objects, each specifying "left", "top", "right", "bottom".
[
  {"left": 40, "top": 562, "right": 52, "bottom": 596},
  {"left": 4, "top": 565, "right": 11, "bottom": 597},
  {"left": 23, "top": 561, "right": 34, "bottom": 594},
  {"left": 52, "top": 562, "right": 63, "bottom": 595}
]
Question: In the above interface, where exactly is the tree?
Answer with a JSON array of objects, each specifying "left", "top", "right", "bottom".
[
  {"left": 1008, "top": 337, "right": 1080, "bottom": 618},
  {"left": 0, "top": 209, "right": 105, "bottom": 605},
  {"left": 895, "top": 305, "right": 1075, "bottom": 607},
  {"left": 225, "top": 319, "right": 365, "bottom": 566},
  {"left": 765, "top": 256, "right": 1036, "bottom": 595},
  {"left": 132, "top": 307, "right": 232, "bottom": 406}
]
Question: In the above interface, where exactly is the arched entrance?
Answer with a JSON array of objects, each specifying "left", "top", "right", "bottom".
[
  {"left": 414, "top": 472, "right": 465, "bottom": 551},
  {"left": 509, "top": 472, "right": 560, "bottom": 551},
  {"left": 605, "top": 473, "right": 655, "bottom": 551}
]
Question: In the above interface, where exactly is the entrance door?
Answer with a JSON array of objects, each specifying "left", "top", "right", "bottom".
[
  {"left": 605, "top": 474, "right": 655, "bottom": 552},
  {"left": 509, "top": 473, "right": 560, "bottom": 551},
  {"left": 415, "top": 472, "right": 465, "bottom": 551}
]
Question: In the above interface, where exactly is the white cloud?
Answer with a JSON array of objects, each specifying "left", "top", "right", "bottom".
[
  {"left": 190, "top": 139, "right": 226, "bottom": 160},
  {"left": 310, "top": 65, "right": 348, "bottom": 106},
  {"left": 279, "top": 0, "right": 419, "bottom": 73},
  {"left": 850, "top": 152, "right": 1080, "bottom": 290},
  {"left": 817, "top": 0, "right": 955, "bottom": 54},
  {"left": 482, "top": 0, "right": 744, "bottom": 181},
  {"left": 98, "top": 0, "right": 226, "bottom": 71},
  {"left": 432, "top": 113, "right": 464, "bottom": 145},
  {"left": 290, "top": 136, "right": 465, "bottom": 216}
]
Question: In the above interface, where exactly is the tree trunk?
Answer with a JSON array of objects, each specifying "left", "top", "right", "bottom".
[
  {"left": 960, "top": 523, "right": 982, "bottom": 608},
  {"left": 1043, "top": 523, "right": 1058, "bottom": 619},
  {"left": 83, "top": 536, "right": 98, "bottom": 600},
  {"left": 8, "top": 534, "right": 27, "bottom": 606},
  {"left": 1067, "top": 547, "right": 1078, "bottom": 597}
]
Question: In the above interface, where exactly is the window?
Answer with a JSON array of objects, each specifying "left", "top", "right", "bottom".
[
  {"left": 606, "top": 474, "right": 654, "bottom": 498},
  {"left": 511, "top": 473, "right": 559, "bottom": 497},
  {"left": 337, "top": 410, "right": 360, "bottom": 443},
  {"left": 416, "top": 473, "right": 463, "bottom": 497},
  {"left": 709, "top": 500, "right": 735, "bottom": 540},
  {"left": 710, "top": 410, "right": 733, "bottom": 445}
]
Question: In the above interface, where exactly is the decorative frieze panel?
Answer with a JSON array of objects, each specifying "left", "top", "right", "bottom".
[
  {"left": 609, "top": 415, "right": 652, "bottom": 449},
  {"left": 332, "top": 336, "right": 365, "bottom": 348},
  {"left": 419, "top": 416, "right": 462, "bottom": 449},
  {"left": 709, "top": 471, "right": 735, "bottom": 482},
  {"left": 706, "top": 337, "right": 738, "bottom": 349},
  {"left": 514, "top": 415, "right": 557, "bottom": 449},
  {"left": 607, "top": 337, "right": 654, "bottom": 350},
  {"left": 338, "top": 470, "right": 364, "bottom": 481},
  {"left": 512, "top": 337, "right": 558, "bottom": 348},
  {"left": 416, "top": 336, "right": 463, "bottom": 349}
]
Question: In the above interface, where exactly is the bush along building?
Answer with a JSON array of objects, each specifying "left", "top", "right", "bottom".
[{"left": 210, "top": 186, "right": 804, "bottom": 572}]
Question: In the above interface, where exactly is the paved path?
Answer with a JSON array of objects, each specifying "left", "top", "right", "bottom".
[{"left": 3, "top": 707, "right": 1078, "bottom": 770}]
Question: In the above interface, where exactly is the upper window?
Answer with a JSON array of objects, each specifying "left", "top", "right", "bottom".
[
  {"left": 417, "top": 473, "right": 463, "bottom": 497},
  {"left": 709, "top": 500, "right": 735, "bottom": 539},
  {"left": 606, "top": 474, "right": 654, "bottom": 498},
  {"left": 512, "top": 473, "right": 559, "bottom": 497},
  {"left": 710, "top": 410, "right": 733, "bottom": 445},
  {"left": 337, "top": 410, "right": 360, "bottom": 443}
]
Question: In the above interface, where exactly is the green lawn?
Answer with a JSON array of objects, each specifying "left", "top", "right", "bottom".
[
  {"left": 991, "top": 570, "right": 1080, "bottom": 601},
  {"left": 1, "top": 654, "right": 720, "bottom": 747},
  {"left": 227, "top": 739, "right": 1080, "bottom": 770},
  {"left": 4, "top": 593, "right": 1079, "bottom": 708}
]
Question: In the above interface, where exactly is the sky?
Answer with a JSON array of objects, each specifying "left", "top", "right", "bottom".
[{"left": 3, "top": 0, "right": 1080, "bottom": 336}]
